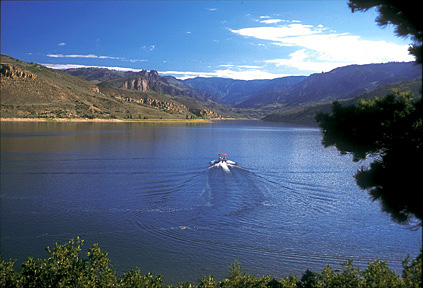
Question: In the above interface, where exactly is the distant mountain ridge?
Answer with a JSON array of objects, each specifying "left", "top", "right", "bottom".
[
  {"left": 262, "top": 78, "right": 422, "bottom": 125},
  {"left": 184, "top": 76, "right": 307, "bottom": 105},
  {"left": 241, "top": 62, "right": 421, "bottom": 108},
  {"left": 184, "top": 62, "right": 421, "bottom": 109},
  {"left": 66, "top": 68, "right": 222, "bottom": 103},
  {"left": 66, "top": 61, "right": 421, "bottom": 113},
  {"left": 66, "top": 67, "right": 229, "bottom": 118},
  {"left": 2, "top": 54, "right": 421, "bottom": 123},
  {"left": 0, "top": 55, "right": 225, "bottom": 120},
  {"left": 63, "top": 68, "right": 128, "bottom": 84}
]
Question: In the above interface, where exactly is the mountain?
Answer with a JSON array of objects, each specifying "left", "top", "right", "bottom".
[
  {"left": 0, "top": 55, "right": 224, "bottom": 119},
  {"left": 262, "top": 78, "right": 422, "bottom": 125},
  {"left": 66, "top": 67, "right": 230, "bottom": 118},
  {"left": 64, "top": 68, "right": 127, "bottom": 85},
  {"left": 238, "top": 62, "right": 421, "bottom": 108},
  {"left": 184, "top": 76, "right": 307, "bottom": 105},
  {"left": 2, "top": 54, "right": 421, "bottom": 123}
]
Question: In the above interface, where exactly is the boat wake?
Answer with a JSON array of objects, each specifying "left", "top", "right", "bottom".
[{"left": 209, "top": 160, "right": 236, "bottom": 172}]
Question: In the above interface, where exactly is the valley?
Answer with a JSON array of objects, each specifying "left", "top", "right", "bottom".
[{"left": 1, "top": 54, "right": 421, "bottom": 124}]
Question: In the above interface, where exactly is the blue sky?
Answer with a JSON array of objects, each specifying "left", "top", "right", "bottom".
[{"left": 1, "top": 1, "right": 415, "bottom": 80}]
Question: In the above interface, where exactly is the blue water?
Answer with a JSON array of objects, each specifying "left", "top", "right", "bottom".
[{"left": 1, "top": 120, "right": 421, "bottom": 283}]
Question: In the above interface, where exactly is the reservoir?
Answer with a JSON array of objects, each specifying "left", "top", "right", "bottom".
[{"left": 1, "top": 120, "right": 421, "bottom": 283}]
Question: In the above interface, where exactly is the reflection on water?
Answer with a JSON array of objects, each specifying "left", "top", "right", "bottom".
[{"left": 1, "top": 121, "right": 421, "bottom": 283}]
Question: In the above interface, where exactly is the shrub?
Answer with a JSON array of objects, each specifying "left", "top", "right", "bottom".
[{"left": 1, "top": 238, "right": 421, "bottom": 288}]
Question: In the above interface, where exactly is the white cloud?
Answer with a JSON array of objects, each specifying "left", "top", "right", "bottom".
[
  {"left": 58, "top": 42, "right": 66, "bottom": 46},
  {"left": 160, "top": 68, "right": 289, "bottom": 80},
  {"left": 128, "top": 59, "right": 148, "bottom": 63},
  {"left": 260, "top": 19, "right": 283, "bottom": 24},
  {"left": 212, "top": 69, "right": 288, "bottom": 80},
  {"left": 230, "top": 24, "right": 320, "bottom": 42},
  {"left": 46, "top": 53, "right": 148, "bottom": 64},
  {"left": 238, "top": 65, "right": 263, "bottom": 69},
  {"left": 46, "top": 53, "right": 121, "bottom": 60},
  {"left": 141, "top": 45, "right": 156, "bottom": 51},
  {"left": 231, "top": 23, "right": 414, "bottom": 72},
  {"left": 265, "top": 49, "right": 345, "bottom": 72},
  {"left": 43, "top": 63, "right": 144, "bottom": 72}
]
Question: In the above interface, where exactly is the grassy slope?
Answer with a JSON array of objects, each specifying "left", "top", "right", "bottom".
[
  {"left": 263, "top": 78, "right": 422, "bottom": 125},
  {"left": 0, "top": 55, "right": 195, "bottom": 120}
]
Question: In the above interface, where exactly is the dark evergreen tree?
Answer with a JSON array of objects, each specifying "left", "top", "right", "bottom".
[
  {"left": 315, "top": 0, "right": 422, "bottom": 226},
  {"left": 316, "top": 91, "right": 422, "bottom": 224}
]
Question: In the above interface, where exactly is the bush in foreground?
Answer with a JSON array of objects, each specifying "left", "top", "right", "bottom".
[{"left": 1, "top": 238, "right": 421, "bottom": 287}]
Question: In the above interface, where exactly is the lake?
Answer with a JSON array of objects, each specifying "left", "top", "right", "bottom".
[{"left": 1, "top": 120, "right": 421, "bottom": 284}]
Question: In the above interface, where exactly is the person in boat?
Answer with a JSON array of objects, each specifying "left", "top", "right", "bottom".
[{"left": 218, "top": 154, "right": 227, "bottom": 163}]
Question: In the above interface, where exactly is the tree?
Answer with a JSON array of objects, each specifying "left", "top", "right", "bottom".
[
  {"left": 348, "top": 0, "right": 422, "bottom": 63},
  {"left": 316, "top": 91, "right": 422, "bottom": 224},
  {"left": 1, "top": 239, "right": 422, "bottom": 287},
  {"left": 402, "top": 252, "right": 423, "bottom": 288},
  {"left": 315, "top": 0, "right": 423, "bottom": 226},
  {"left": 1, "top": 237, "right": 163, "bottom": 288}
]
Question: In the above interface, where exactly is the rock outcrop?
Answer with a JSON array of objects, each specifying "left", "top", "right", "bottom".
[
  {"left": 121, "top": 70, "right": 161, "bottom": 93},
  {"left": 114, "top": 94, "right": 190, "bottom": 115},
  {"left": 119, "top": 70, "right": 195, "bottom": 97},
  {"left": 112, "top": 94, "right": 220, "bottom": 118},
  {"left": 0, "top": 64, "right": 36, "bottom": 79}
]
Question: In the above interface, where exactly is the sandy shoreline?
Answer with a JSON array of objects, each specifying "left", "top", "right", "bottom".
[{"left": 1, "top": 117, "right": 214, "bottom": 123}]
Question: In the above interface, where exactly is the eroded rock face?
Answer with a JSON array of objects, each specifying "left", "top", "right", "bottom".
[
  {"left": 121, "top": 70, "right": 160, "bottom": 92},
  {"left": 114, "top": 94, "right": 190, "bottom": 114},
  {"left": 0, "top": 64, "right": 36, "bottom": 79},
  {"left": 119, "top": 70, "right": 185, "bottom": 96},
  {"left": 89, "top": 86, "right": 100, "bottom": 93}
]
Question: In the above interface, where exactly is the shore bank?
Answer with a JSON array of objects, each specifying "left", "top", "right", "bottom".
[{"left": 1, "top": 117, "right": 213, "bottom": 124}]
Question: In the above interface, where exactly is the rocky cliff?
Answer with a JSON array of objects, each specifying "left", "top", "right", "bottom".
[
  {"left": 113, "top": 93, "right": 190, "bottom": 115},
  {"left": 105, "top": 88, "right": 220, "bottom": 119},
  {"left": 0, "top": 55, "right": 212, "bottom": 120},
  {"left": 1, "top": 64, "right": 37, "bottom": 80},
  {"left": 96, "top": 69, "right": 225, "bottom": 118},
  {"left": 108, "top": 69, "right": 208, "bottom": 98}
]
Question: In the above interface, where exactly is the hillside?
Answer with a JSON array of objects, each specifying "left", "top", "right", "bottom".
[
  {"left": 65, "top": 68, "right": 128, "bottom": 85},
  {"left": 184, "top": 76, "right": 307, "bottom": 105},
  {"left": 238, "top": 62, "right": 421, "bottom": 108},
  {"left": 2, "top": 55, "right": 421, "bottom": 123},
  {"left": 66, "top": 67, "right": 231, "bottom": 118},
  {"left": 262, "top": 78, "right": 422, "bottom": 125},
  {"left": 0, "top": 55, "right": 224, "bottom": 120}
]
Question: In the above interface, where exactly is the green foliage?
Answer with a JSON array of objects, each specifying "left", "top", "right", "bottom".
[
  {"left": 198, "top": 275, "right": 216, "bottom": 288},
  {"left": 0, "top": 259, "right": 17, "bottom": 288},
  {"left": 402, "top": 252, "right": 423, "bottom": 288},
  {"left": 0, "top": 238, "right": 162, "bottom": 288},
  {"left": 316, "top": 91, "right": 423, "bottom": 224},
  {"left": 19, "top": 237, "right": 87, "bottom": 288},
  {"left": 1, "top": 238, "right": 421, "bottom": 287},
  {"left": 300, "top": 269, "right": 319, "bottom": 288},
  {"left": 119, "top": 268, "right": 162, "bottom": 288},
  {"left": 361, "top": 259, "right": 403, "bottom": 287}
]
